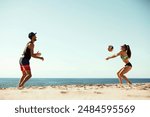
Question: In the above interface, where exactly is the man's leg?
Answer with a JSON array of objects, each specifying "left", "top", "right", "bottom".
[
  {"left": 18, "top": 71, "right": 26, "bottom": 87},
  {"left": 19, "top": 70, "right": 32, "bottom": 87}
]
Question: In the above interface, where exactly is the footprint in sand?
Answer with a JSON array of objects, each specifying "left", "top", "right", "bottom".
[
  {"left": 0, "top": 88, "right": 6, "bottom": 90},
  {"left": 60, "top": 91, "right": 68, "bottom": 94},
  {"left": 38, "top": 87, "right": 46, "bottom": 89},
  {"left": 136, "top": 87, "right": 148, "bottom": 90},
  {"left": 94, "top": 91, "right": 102, "bottom": 94},
  {"left": 146, "top": 96, "right": 150, "bottom": 98}
]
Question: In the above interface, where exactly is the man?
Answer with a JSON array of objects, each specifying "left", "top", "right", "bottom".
[{"left": 18, "top": 32, "right": 44, "bottom": 89}]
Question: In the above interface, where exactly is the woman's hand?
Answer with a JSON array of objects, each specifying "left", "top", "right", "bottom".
[{"left": 106, "top": 57, "right": 110, "bottom": 60}]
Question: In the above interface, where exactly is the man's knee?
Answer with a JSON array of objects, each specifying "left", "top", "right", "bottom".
[
  {"left": 26, "top": 73, "right": 32, "bottom": 78},
  {"left": 28, "top": 74, "right": 32, "bottom": 78}
]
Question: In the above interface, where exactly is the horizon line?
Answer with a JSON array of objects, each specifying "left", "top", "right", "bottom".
[{"left": 0, "top": 77, "right": 150, "bottom": 79}]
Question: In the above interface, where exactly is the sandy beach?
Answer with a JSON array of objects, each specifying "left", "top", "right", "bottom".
[{"left": 0, "top": 83, "right": 150, "bottom": 100}]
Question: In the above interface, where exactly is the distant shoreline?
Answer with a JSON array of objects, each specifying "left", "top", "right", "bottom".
[{"left": 0, "top": 78, "right": 150, "bottom": 88}]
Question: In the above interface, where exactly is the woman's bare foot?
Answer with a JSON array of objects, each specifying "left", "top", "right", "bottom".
[
  {"left": 128, "top": 80, "right": 132, "bottom": 84},
  {"left": 117, "top": 84, "right": 124, "bottom": 88},
  {"left": 127, "top": 83, "right": 132, "bottom": 87},
  {"left": 127, "top": 80, "right": 132, "bottom": 87}
]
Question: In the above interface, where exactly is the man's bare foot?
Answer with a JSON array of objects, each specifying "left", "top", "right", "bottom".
[{"left": 17, "top": 86, "right": 24, "bottom": 90}]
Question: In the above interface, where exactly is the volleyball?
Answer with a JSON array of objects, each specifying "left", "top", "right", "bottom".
[{"left": 108, "top": 45, "right": 113, "bottom": 52}]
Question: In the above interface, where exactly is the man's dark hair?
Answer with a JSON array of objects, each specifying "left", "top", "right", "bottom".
[{"left": 28, "top": 32, "right": 37, "bottom": 39}]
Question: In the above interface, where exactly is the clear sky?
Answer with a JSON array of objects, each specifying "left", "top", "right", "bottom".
[{"left": 0, "top": 0, "right": 149, "bottom": 78}]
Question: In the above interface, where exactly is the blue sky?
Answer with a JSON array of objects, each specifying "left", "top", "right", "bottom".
[{"left": 0, "top": 0, "right": 149, "bottom": 78}]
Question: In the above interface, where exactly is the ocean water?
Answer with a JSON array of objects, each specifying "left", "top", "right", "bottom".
[{"left": 0, "top": 78, "right": 150, "bottom": 88}]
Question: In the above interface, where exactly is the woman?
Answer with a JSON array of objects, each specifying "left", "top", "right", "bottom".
[
  {"left": 106, "top": 44, "right": 132, "bottom": 87},
  {"left": 18, "top": 32, "right": 44, "bottom": 89}
]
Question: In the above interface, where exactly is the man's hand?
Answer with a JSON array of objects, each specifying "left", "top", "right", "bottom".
[
  {"left": 40, "top": 57, "right": 44, "bottom": 61},
  {"left": 36, "top": 51, "right": 41, "bottom": 57}
]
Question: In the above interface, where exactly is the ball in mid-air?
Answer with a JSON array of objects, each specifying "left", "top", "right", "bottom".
[{"left": 108, "top": 45, "right": 113, "bottom": 52}]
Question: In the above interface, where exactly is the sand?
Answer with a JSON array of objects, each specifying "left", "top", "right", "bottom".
[{"left": 0, "top": 83, "right": 150, "bottom": 100}]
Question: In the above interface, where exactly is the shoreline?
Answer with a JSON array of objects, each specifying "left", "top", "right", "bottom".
[{"left": 0, "top": 83, "right": 150, "bottom": 100}]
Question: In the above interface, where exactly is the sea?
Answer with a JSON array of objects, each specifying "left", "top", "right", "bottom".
[{"left": 0, "top": 78, "right": 150, "bottom": 88}]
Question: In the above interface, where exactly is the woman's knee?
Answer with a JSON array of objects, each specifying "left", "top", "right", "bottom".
[
  {"left": 119, "top": 72, "right": 124, "bottom": 77},
  {"left": 117, "top": 72, "right": 123, "bottom": 78},
  {"left": 117, "top": 72, "right": 120, "bottom": 77}
]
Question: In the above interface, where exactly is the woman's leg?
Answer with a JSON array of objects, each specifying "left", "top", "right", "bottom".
[
  {"left": 117, "top": 68, "right": 124, "bottom": 84},
  {"left": 118, "top": 66, "right": 132, "bottom": 85},
  {"left": 19, "top": 70, "right": 32, "bottom": 87},
  {"left": 122, "top": 75, "right": 132, "bottom": 84}
]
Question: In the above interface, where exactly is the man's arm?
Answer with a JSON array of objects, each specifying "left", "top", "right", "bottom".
[{"left": 29, "top": 43, "right": 44, "bottom": 60}]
